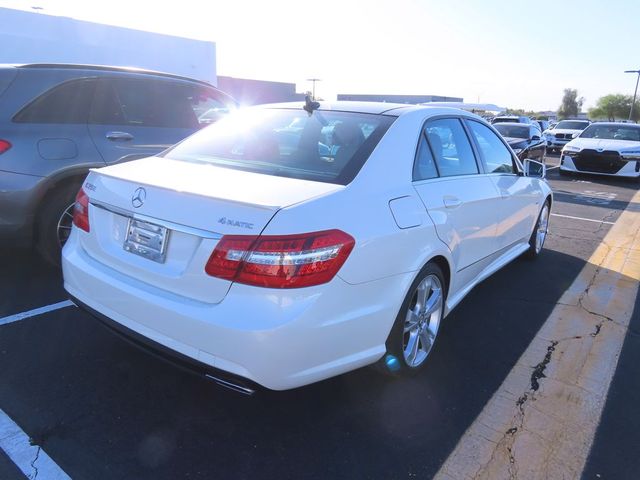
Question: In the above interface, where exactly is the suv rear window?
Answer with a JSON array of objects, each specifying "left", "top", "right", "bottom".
[
  {"left": 162, "top": 108, "right": 394, "bottom": 185},
  {"left": 13, "top": 78, "right": 96, "bottom": 124}
]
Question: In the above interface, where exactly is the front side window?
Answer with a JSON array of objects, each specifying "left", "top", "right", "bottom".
[
  {"left": 90, "top": 78, "right": 232, "bottom": 128},
  {"left": 13, "top": 78, "right": 96, "bottom": 124},
  {"left": 424, "top": 118, "right": 478, "bottom": 177},
  {"left": 467, "top": 120, "right": 515, "bottom": 174},
  {"left": 163, "top": 108, "right": 394, "bottom": 185}
]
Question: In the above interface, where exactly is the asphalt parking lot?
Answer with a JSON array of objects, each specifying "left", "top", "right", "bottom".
[{"left": 1, "top": 154, "right": 639, "bottom": 479}]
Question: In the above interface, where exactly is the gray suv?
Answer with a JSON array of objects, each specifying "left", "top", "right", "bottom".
[{"left": 0, "top": 64, "right": 235, "bottom": 264}]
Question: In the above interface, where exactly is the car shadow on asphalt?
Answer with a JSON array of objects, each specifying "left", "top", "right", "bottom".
[{"left": 0, "top": 248, "right": 601, "bottom": 480}]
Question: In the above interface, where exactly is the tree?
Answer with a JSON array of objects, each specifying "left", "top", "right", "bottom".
[
  {"left": 589, "top": 94, "right": 640, "bottom": 121},
  {"left": 557, "top": 89, "right": 584, "bottom": 119}
]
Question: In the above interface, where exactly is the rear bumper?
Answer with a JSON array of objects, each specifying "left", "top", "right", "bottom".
[
  {"left": 69, "top": 294, "right": 259, "bottom": 395},
  {"left": 62, "top": 230, "right": 409, "bottom": 390}
]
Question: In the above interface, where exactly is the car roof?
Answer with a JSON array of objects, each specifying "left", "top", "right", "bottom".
[
  {"left": 260, "top": 101, "right": 474, "bottom": 117},
  {"left": 6, "top": 63, "right": 214, "bottom": 87}
]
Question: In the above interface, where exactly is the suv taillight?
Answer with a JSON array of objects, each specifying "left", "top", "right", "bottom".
[
  {"left": 205, "top": 230, "right": 355, "bottom": 288},
  {"left": 0, "top": 139, "right": 11, "bottom": 155},
  {"left": 73, "top": 188, "right": 90, "bottom": 232}
]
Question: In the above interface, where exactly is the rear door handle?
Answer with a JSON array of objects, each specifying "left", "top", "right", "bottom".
[
  {"left": 443, "top": 196, "right": 462, "bottom": 209},
  {"left": 106, "top": 131, "right": 134, "bottom": 141}
]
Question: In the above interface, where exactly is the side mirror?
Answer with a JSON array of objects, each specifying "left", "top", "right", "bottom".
[
  {"left": 531, "top": 135, "right": 541, "bottom": 141},
  {"left": 524, "top": 158, "right": 546, "bottom": 178}
]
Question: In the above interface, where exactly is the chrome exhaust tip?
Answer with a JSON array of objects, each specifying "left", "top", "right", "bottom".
[{"left": 205, "top": 374, "right": 255, "bottom": 396}]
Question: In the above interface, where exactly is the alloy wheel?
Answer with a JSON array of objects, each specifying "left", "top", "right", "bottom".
[
  {"left": 535, "top": 204, "right": 550, "bottom": 254},
  {"left": 57, "top": 202, "right": 75, "bottom": 249},
  {"left": 403, "top": 274, "right": 443, "bottom": 367}
]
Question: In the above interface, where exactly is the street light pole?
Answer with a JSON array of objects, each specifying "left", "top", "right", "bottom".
[
  {"left": 306, "top": 78, "right": 321, "bottom": 100},
  {"left": 624, "top": 69, "right": 640, "bottom": 121}
]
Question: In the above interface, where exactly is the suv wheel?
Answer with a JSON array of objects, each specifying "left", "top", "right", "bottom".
[{"left": 36, "top": 182, "right": 81, "bottom": 266}]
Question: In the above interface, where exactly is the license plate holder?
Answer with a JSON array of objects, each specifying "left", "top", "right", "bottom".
[{"left": 123, "top": 218, "right": 169, "bottom": 263}]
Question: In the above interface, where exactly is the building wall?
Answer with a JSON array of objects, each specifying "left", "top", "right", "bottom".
[
  {"left": 337, "top": 93, "right": 463, "bottom": 104},
  {"left": 0, "top": 8, "right": 216, "bottom": 84},
  {"left": 218, "top": 76, "right": 305, "bottom": 105}
]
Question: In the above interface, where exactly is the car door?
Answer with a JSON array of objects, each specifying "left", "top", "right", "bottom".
[
  {"left": 412, "top": 117, "right": 501, "bottom": 277},
  {"left": 88, "top": 77, "right": 226, "bottom": 165},
  {"left": 465, "top": 119, "right": 541, "bottom": 249}
]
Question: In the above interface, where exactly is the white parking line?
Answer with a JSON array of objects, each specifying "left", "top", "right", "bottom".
[
  {"left": 0, "top": 407, "right": 71, "bottom": 479},
  {"left": 551, "top": 213, "right": 616, "bottom": 225},
  {"left": 0, "top": 300, "right": 74, "bottom": 327}
]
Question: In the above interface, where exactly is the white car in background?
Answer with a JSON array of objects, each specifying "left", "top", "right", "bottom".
[
  {"left": 62, "top": 101, "right": 552, "bottom": 393},
  {"left": 544, "top": 119, "right": 591, "bottom": 153},
  {"left": 560, "top": 122, "right": 640, "bottom": 179}
]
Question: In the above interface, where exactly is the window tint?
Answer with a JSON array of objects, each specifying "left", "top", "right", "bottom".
[
  {"left": 90, "top": 78, "right": 231, "bottom": 128},
  {"left": 163, "top": 109, "right": 394, "bottom": 185},
  {"left": 424, "top": 118, "right": 478, "bottom": 177},
  {"left": 413, "top": 132, "right": 438, "bottom": 181},
  {"left": 467, "top": 120, "right": 515, "bottom": 174},
  {"left": 13, "top": 79, "right": 95, "bottom": 124}
]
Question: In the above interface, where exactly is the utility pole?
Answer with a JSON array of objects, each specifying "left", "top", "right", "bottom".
[
  {"left": 306, "top": 78, "right": 321, "bottom": 100},
  {"left": 624, "top": 69, "right": 640, "bottom": 121}
]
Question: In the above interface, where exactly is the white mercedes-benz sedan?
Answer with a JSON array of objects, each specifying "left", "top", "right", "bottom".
[
  {"left": 62, "top": 101, "right": 552, "bottom": 393},
  {"left": 560, "top": 122, "right": 640, "bottom": 179}
]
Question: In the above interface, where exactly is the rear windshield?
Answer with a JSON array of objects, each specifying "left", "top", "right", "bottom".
[
  {"left": 494, "top": 124, "right": 530, "bottom": 139},
  {"left": 162, "top": 108, "right": 395, "bottom": 185},
  {"left": 580, "top": 124, "right": 640, "bottom": 141},
  {"left": 493, "top": 117, "right": 519, "bottom": 123},
  {"left": 555, "top": 120, "right": 589, "bottom": 130}
]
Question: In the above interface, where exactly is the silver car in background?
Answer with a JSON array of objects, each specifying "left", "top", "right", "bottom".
[{"left": 0, "top": 63, "right": 235, "bottom": 264}]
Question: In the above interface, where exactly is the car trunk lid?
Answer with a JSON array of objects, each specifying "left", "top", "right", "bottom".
[{"left": 79, "top": 156, "right": 343, "bottom": 303}]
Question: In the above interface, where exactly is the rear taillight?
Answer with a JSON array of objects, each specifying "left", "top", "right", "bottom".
[
  {"left": 0, "top": 139, "right": 11, "bottom": 155},
  {"left": 72, "top": 187, "right": 90, "bottom": 232},
  {"left": 205, "top": 229, "right": 355, "bottom": 288}
]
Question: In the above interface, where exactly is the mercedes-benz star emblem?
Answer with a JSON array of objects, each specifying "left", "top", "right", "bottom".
[{"left": 131, "top": 187, "right": 146, "bottom": 208}]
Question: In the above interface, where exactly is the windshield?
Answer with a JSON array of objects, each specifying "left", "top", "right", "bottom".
[
  {"left": 555, "top": 120, "right": 589, "bottom": 130},
  {"left": 494, "top": 124, "right": 529, "bottom": 139},
  {"left": 162, "top": 108, "right": 394, "bottom": 185},
  {"left": 580, "top": 124, "right": 640, "bottom": 141}
]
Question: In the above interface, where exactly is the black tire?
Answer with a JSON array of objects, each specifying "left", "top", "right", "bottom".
[
  {"left": 376, "top": 262, "right": 446, "bottom": 376},
  {"left": 524, "top": 200, "right": 550, "bottom": 260},
  {"left": 36, "top": 182, "right": 82, "bottom": 266}
]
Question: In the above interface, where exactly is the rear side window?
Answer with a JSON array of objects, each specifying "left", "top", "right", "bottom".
[
  {"left": 413, "top": 132, "right": 439, "bottom": 181},
  {"left": 424, "top": 118, "right": 478, "bottom": 177},
  {"left": 467, "top": 120, "right": 515, "bottom": 174},
  {"left": 163, "top": 109, "right": 394, "bottom": 185},
  {"left": 13, "top": 78, "right": 96, "bottom": 124},
  {"left": 90, "top": 78, "right": 231, "bottom": 129}
]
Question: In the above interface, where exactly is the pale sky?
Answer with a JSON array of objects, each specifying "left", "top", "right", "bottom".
[{"left": 3, "top": 0, "right": 640, "bottom": 111}]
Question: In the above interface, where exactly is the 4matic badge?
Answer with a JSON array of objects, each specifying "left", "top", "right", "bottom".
[{"left": 218, "top": 217, "right": 254, "bottom": 230}]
